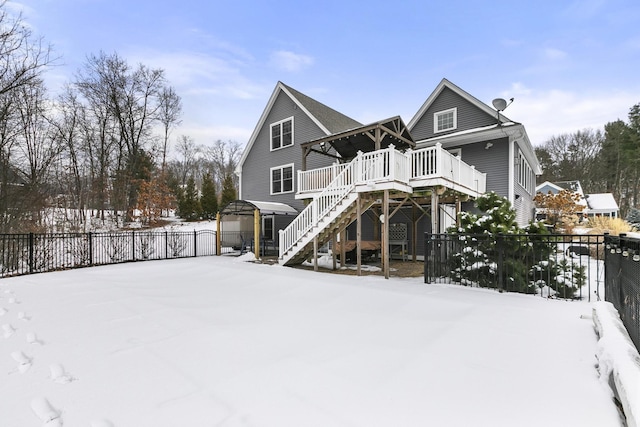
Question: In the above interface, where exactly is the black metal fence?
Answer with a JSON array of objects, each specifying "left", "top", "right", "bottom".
[
  {"left": 0, "top": 230, "right": 218, "bottom": 278},
  {"left": 604, "top": 233, "right": 640, "bottom": 351},
  {"left": 424, "top": 233, "right": 605, "bottom": 301}
]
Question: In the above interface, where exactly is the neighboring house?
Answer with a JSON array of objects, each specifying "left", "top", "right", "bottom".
[
  {"left": 585, "top": 193, "right": 619, "bottom": 218},
  {"left": 535, "top": 180, "right": 619, "bottom": 219},
  {"left": 235, "top": 79, "right": 542, "bottom": 272}
]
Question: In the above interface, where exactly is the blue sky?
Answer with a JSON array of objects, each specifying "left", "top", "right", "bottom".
[{"left": 9, "top": 0, "right": 640, "bottom": 150}]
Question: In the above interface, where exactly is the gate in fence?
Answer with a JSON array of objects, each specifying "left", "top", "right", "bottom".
[
  {"left": 604, "top": 233, "right": 640, "bottom": 352},
  {"left": 424, "top": 233, "right": 605, "bottom": 301},
  {"left": 0, "top": 230, "right": 217, "bottom": 278}
]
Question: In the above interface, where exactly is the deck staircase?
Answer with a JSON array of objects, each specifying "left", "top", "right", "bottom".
[{"left": 279, "top": 144, "right": 486, "bottom": 266}]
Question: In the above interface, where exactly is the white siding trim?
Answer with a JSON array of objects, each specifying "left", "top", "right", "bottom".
[{"left": 508, "top": 139, "right": 515, "bottom": 203}]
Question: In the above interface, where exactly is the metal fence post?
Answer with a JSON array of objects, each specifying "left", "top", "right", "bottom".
[
  {"left": 131, "top": 231, "right": 135, "bottom": 261},
  {"left": 29, "top": 232, "right": 34, "bottom": 274},
  {"left": 88, "top": 232, "right": 93, "bottom": 266},
  {"left": 496, "top": 234, "right": 504, "bottom": 292},
  {"left": 424, "top": 233, "right": 431, "bottom": 284},
  {"left": 194, "top": 230, "right": 197, "bottom": 257}
]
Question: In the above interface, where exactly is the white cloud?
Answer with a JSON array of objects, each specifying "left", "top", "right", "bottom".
[
  {"left": 502, "top": 83, "right": 638, "bottom": 145},
  {"left": 167, "top": 123, "right": 251, "bottom": 150},
  {"left": 269, "top": 50, "right": 314, "bottom": 72},
  {"left": 542, "top": 47, "right": 568, "bottom": 60}
]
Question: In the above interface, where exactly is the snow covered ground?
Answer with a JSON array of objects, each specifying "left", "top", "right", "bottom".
[{"left": 0, "top": 255, "right": 626, "bottom": 426}]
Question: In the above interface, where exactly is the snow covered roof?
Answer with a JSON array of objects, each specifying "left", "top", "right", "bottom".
[{"left": 586, "top": 193, "right": 619, "bottom": 213}]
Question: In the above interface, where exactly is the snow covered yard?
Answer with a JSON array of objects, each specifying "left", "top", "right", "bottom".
[{"left": 0, "top": 256, "right": 623, "bottom": 426}]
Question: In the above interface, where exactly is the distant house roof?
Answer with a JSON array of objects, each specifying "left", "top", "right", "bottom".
[
  {"left": 554, "top": 180, "right": 584, "bottom": 195},
  {"left": 535, "top": 181, "right": 565, "bottom": 194},
  {"left": 586, "top": 193, "right": 619, "bottom": 213},
  {"left": 238, "top": 82, "right": 362, "bottom": 171}
]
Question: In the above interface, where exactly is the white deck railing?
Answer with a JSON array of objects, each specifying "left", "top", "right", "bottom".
[
  {"left": 297, "top": 163, "right": 348, "bottom": 195},
  {"left": 280, "top": 153, "right": 358, "bottom": 257},
  {"left": 298, "top": 144, "right": 486, "bottom": 195},
  {"left": 281, "top": 144, "right": 487, "bottom": 260}
]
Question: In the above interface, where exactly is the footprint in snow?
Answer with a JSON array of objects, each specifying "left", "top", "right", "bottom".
[
  {"left": 49, "top": 364, "right": 76, "bottom": 384},
  {"left": 11, "top": 350, "right": 32, "bottom": 373},
  {"left": 31, "top": 397, "right": 63, "bottom": 426},
  {"left": 8, "top": 296, "right": 20, "bottom": 304},
  {"left": 0, "top": 307, "right": 7, "bottom": 316},
  {"left": 3, "top": 323, "right": 16, "bottom": 338},
  {"left": 18, "top": 311, "right": 31, "bottom": 321},
  {"left": 26, "top": 332, "right": 44, "bottom": 345},
  {"left": 91, "top": 419, "right": 114, "bottom": 427}
]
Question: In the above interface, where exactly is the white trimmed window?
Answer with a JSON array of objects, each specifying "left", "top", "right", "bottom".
[
  {"left": 517, "top": 150, "right": 535, "bottom": 193},
  {"left": 271, "top": 117, "right": 294, "bottom": 150},
  {"left": 270, "top": 164, "right": 294, "bottom": 195},
  {"left": 434, "top": 108, "right": 457, "bottom": 133}
]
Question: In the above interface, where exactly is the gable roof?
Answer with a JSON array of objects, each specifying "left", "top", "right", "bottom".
[
  {"left": 586, "top": 193, "right": 619, "bottom": 212},
  {"left": 407, "top": 78, "right": 512, "bottom": 131},
  {"left": 555, "top": 180, "right": 585, "bottom": 196},
  {"left": 238, "top": 82, "right": 361, "bottom": 170},
  {"left": 280, "top": 83, "right": 362, "bottom": 134},
  {"left": 535, "top": 181, "right": 565, "bottom": 194},
  {"left": 301, "top": 116, "right": 414, "bottom": 161}
]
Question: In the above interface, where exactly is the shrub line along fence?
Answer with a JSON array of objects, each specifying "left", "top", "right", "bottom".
[
  {"left": 604, "top": 233, "right": 640, "bottom": 352},
  {"left": 424, "top": 233, "right": 605, "bottom": 301},
  {"left": 0, "top": 230, "right": 220, "bottom": 278}
]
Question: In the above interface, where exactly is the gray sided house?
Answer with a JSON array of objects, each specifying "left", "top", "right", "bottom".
[
  {"left": 408, "top": 79, "right": 541, "bottom": 226},
  {"left": 235, "top": 79, "right": 542, "bottom": 274},
  {"left": 238, "top": 82, "right": 362, "bottom": 213}
]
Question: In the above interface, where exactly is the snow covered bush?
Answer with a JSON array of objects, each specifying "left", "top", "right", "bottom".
[{"left": 448, "top": 192, "right": 586, "bottom": 297}]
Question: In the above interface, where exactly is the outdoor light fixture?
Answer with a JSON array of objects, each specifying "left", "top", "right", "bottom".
[
  {"left": 485, "top": 142, "right": 493, "bottom": 150},
  {"left": 616, "top": 247, "right": 622, "bottom": 254},
  {"left": 622, "top": 248, "right": 629, "bottom": 257},
  {"left": 633, "top": 252, "right": 640, "bottom": 262}
]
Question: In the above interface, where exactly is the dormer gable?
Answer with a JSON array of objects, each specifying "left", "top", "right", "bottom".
[{"left": 407, "top": 78, "right": 508, "bottom": 142}]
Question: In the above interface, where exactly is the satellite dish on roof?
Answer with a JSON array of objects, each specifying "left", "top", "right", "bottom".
[{"left": 492, "top": 98, "right": 508, "bottom": 111}]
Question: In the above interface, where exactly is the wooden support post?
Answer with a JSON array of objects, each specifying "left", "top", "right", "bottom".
[
  {"left": 216, "top": 212, "right": 221, "bottom": 256},
  {"left": 313, "top": 236, "right": 318, "bottom": 271},
  {"left": 431, "top": 191, "right": 439, "bottom": 234},
  {"left": 340, "top": 228, "right": 346, "bottom": 268},
  {"left": 412, "top": 204, "right": 418, "bottom": 262},
  {"left": 332, "top": 234, "right": 337, "bottom": 270},
  {"left": 254, "top": 208, "right": 260, "bottom": 260},
  {"left": 383, "top": 189, "right": 390, "bottom": 279},
  {"left": 357, "top": 193, "right": 362, "bottom": 276}
]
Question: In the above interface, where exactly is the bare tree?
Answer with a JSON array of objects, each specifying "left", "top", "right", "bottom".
[
  {"left": 0, "top": 1, "right": 54, "bottom": 232},
  {"left": 11, "top": 80, "right": 61, "bottom": 229},
  {"left": 0, "top": 1, "right": 53, "bottom": 98},
  {"left": 172, "top": 135, "right": 201, "bottom": 187},
  {"left": 75, "top": 52, "right": 168, "bottom": 220},
  {"left": 204, "top": 139, "right": 242, "bottom": 191},
  {"left": 158, "top": 86, "right": 182, "bottom": 172}
]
